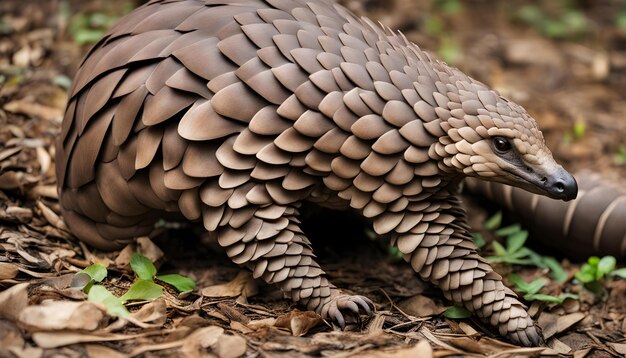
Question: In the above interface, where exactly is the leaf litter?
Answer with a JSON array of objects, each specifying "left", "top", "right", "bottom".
[{"left": 2, "top": 0, "right": 626, "bottom": 357}]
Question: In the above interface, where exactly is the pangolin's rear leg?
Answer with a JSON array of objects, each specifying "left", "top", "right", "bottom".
[
  {"left": 211, "top": 202, "right": 374, "bottom": 326},
  {"left": 390, "top": 194, "right": 542, "bottom": 346}
]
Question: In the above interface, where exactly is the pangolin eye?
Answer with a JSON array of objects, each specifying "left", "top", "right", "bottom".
[{"left": 493, "top": 137, "right": 511, "bottom": 153}]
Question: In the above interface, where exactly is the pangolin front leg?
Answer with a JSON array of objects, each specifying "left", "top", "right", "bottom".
[
  {"left": 213, "top": 203, "right": 374, "bottom": 326},
  {"left": 391, "top": 193, "right": 542, "bottom": 346}
]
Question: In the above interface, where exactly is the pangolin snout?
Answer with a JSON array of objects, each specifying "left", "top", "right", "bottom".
[{"left": 543, "top": 168, "right": 578, "bottom": 201}]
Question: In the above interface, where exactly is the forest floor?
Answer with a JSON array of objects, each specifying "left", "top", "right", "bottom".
[{"left": 1, "top": 0, "right": 626, "bottom": 357}]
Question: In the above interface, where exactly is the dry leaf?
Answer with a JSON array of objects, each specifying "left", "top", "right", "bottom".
[
  {"left": 37, "top": 201, "right": 68, "bottom": 231},
  {"left": 3, "top": 98, "right": 63, "bottom": 122},
  {"left": 398, "top": 295, "right": 446, "bottom": 317},
  {"left": 361, "top": 340, "right": 433, "bottom": 358},
  {"left": 0, "top": 283, "right": 29, "bottom": 321},
  {"left": 0, "top": 262, "right": 19, "bottom": 280},
  {"left": 19, "top": 301, "right": 104, "bottom": 331},
  {"left": 214, "top": 334, "right": 247, "bottom": 358},
  {"left": 181, "top": 326, "right": 224, "bottom": 358},
  {"left": 85, "top": 344, "right": 129, "bottom": 358},
  {"left": 274, "top": 309, "right": 323, "bottom": 336},
  {"left": 132, "top": 298, "right": 167, "bottom": 325},
  {"left": 32, "top": 331, "right": 145, "bottom": 349},
  {"left": 137, "top": 237, "right": 164, "bottom": 263},
  {"left": 202, "top": 272, "right": 256, "bottom": 298},
  {"left": 557, "top": 312, "right": 585, "bottom": 334}
]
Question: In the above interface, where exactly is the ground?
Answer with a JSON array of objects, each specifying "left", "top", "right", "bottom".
[{"left": 1, "top": 0, "right": 626, "bottom": 357}]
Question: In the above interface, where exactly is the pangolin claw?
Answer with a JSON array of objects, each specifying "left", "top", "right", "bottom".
[{"left": 319, "top": 294, "right": 375, "bottom": 329}]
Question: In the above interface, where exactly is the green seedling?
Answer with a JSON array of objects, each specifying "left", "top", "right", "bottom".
[
  {"left": 575, "top": 256, "right": 626, "bottom": 295},
  {"left": 516, "top": 4, "right": 589, "bottom": 40},
  {"left": 483, "top": 212, "right": 567, "bottom": 283},
  {"left": 509, "top": 274, "right": 578, "bottom": 303},
  {"left": 72, "top": 253, "right": 196, "bottom": 317}
]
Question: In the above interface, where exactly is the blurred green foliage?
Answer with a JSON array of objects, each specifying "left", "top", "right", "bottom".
[
  {"left": 61, "top": 0, "right": 135, "bottom": 45},
  {"left": 515, "top": 1, "right": 589, "bottom": 40}
]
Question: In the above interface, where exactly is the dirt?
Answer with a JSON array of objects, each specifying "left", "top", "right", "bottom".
[{"left": 1, "top": 0, "right": 625, "bottom": 357}]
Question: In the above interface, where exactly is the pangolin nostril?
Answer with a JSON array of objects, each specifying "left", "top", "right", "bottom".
[
  {"left": 541, "top": 177, "right": 547, "bottom": 183},
  {"left": 555, "top": 182, "right": 565, "bottom": 193}
]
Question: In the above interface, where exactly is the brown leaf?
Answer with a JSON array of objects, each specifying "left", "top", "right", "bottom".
[
  {"left": 202, "top": 272, "right": 256, "bottom": 298},
  {"left": 274, "top": 309, "right": 323, "bottom": 336},
  {"left": 360, "top": 340, "right": 433, "bottom": 358},
  {"left": 557, "top": 312, "right": 586, "bottom": 334},
  {"left": 0, "top": 283, "right": 29, "bottom": 321},
  {"left": 0, "top": 172, "right": 22, "bottom": 190},
  {"left": 0, "top": 262, "right": 19, "bottom": 280},
  {"left": 398, "top": 295, "right": 446, "bottom": 317},
  {"left": 214, "top": 333, "right": 247, "bottom": 358},
  {"left": 36, "top": 201, "right": 68, "bottom": 231},
  {"left": 19, "top": 301, "right": 104, "bottom": 331},
  {"left": 84, "top": 344, "right": 129, "bottom": 358},
  {"left": 181, "top": 326, "right": 224, "bottom": 358},
  {"left": 131, "top": 298, "right": 167, "bottom": 325},
  {"left": 137, "top": 237, "right": 164, "bottom": 263},
  {"left": 32, "top": 331, "right": 145, "bottom": 349},
  {"left": 4, "top": 98, "right": 63, "bottom": 122}
]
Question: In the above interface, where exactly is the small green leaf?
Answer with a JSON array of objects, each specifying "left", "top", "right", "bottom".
[
  {"left": 542, "top": 256, "right": 568, "bottom": 284},
  {"left": 120, "top": 279, "right": 163, "bottom": 303},
  {"left": 524, "top": 293, "right": 564, "bottom": 303},
  {"left": 525, "top": 278, "right": 546, "bottom": 295},
  {"left": 574, "top": 269, "right": 594, "bottom": 284},
  {"left": 491, "top": 241, "right": 507, "bottom": 257},
  {"left": 484, "top": 211, "right": 502, "bottom": 230},
  {"left": 83, "top": 263, "right": 108, "bottom": 282},
  {"left": 130, "top": 253, "right": 157, "bottom": 281},
  {"left": 444, "top": 305, "right": 472, "bottom": 319},
  {"left": 610, "top": 268, "right": 626, "bottom": 279},
  {"left": 88, "top": 285, "right": 129, "bottom": 317},
  {"left": 597, "top": 256, "right": 616, "bottom": 278},
  {"left": 495, "top": 224, "right": 522, "bottom": 238},
  {"left": 509, "top": 274, "right": 530, "bottom": 293},
  {"left": 157, "top": 274, "right": 196, "bottom": 292},
  {"left": 506, "top": 230, "right": 528, "bottom": 254}
]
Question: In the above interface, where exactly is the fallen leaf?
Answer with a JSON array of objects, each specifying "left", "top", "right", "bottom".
[
  {"left": 214, "top": 334, "right": 247, "bottom": 358},
  {"left": 0, "top": 262, "right": 19, "bottom": 280},
  {"left": 398, "top": 295, "right": 446, "bottom": 317},
  {"left": 132, "top": 298, "right": 167, "bottom": 325},
  {"left": 557, "top": 312, "right": 586, "bottom": 334},
  {"left": 607, "top": 342, "right": 626, "bottom": 355},
  {"left": 3, "top": 98, "right": 63, "bottom": 122},
  {"left": 19, "top": 301, "right": 104, "bottom": 331},
  {"left": 360, "top": 340, "right": 433, "bottom": 358},
  {"left": 0, "top": 283, "right": 29, "bottom": 321},
  {"left": 202, "top": 272, "right": 256, "bottom": 298},
  {"left": 85, "top": 344, "right": 129, "bottom": 358},
  {"left": 32, "top": 331, "right": 148, "bottom": 349},
  {"left": 274, "top": 309, "right": 323, "bottom": 336},
  {"left": 136, "top": 237, "right": 163, "bottom": 264},
  {"left": 181, "top": 326, "right": 224, "bottom": 358}
]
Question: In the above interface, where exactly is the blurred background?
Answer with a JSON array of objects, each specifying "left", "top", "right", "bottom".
[{"left": 1, "top": 0, "right": 626, "bottom": 180}]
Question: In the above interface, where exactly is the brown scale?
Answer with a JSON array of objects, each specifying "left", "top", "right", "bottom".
[
  {"left": 57, "top": 0, "right": 580, "bottom": 346},
  {"left": 466, "top": 172, "right": 626, "bottom": 261}
]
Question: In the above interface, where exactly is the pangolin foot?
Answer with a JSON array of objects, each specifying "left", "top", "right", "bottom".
[
  {"left": 318, "top": 293, "right": 375, "bottom": 329},
  {"left": 507, "top": 325, "right": 544, "bottom": 347}
]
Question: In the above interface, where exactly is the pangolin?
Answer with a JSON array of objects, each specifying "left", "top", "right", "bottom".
[
  {"left": 56, "top": 0, "right": 578, "bottom": 346},
  {"left": 466, "top": 172, "right": 626, "bottom": 260}
]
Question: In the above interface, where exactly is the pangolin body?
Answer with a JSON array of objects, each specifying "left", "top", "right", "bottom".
[
  {"left": 467, "top": 172, "right": 626, "bottom": 260},
  {"left": 56, "top": 0, "right": 578, "bottom": 346}
]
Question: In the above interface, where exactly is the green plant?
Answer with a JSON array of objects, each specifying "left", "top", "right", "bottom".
[
  {"left": 515, "top": 3, "right": 589, "bottom": 40},
  {"left": 483, "top": 212, "right": 567, "bottom": 283},
  {"left": 575, "top": 256, "right": 626, "bottom": 295},
  {"left": 72, "top": 254, "right": 196, "bottom": 317},
  {"left": 508, "top": 274, "right": 578, "bottom": 303}
]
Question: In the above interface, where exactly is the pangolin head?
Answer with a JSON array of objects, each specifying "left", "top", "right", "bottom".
[{"left": 431, "top": 72, "right": 577, "bottom": 201}]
